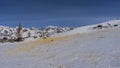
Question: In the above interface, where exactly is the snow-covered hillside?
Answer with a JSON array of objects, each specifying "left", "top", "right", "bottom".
[
  {"left": 0, "top": 20, "right": 120, "bottom": 68},
  {"left": 56, "top": 20, "right": 120, "bottom": 37}
]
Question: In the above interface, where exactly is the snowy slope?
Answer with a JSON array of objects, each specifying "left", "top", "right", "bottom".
[
  {"left": 55, "top": 20, "right": 120, "bottom": 37},
  {"left": 0, "top": 20, "right": 120, "bottom": 68}
]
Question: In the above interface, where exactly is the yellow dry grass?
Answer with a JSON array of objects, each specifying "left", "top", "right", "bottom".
[
  {"left": 2, "top": 35, "right": 72, "bottom": 55},
  {"left": 22, "top": 36, "right": 69, "bottom": 45}
]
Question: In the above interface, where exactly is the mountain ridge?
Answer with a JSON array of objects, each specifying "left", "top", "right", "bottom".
[
  {"left": 0, "top": 25, "right": 74, "bottom": 42},
  {"left": 0, "top": 20, "right": 120, "bottom": 43}
]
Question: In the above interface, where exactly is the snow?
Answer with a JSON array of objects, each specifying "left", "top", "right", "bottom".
[
  {"left": 55, "top": 20, "right": 120, "bottom": 37},
  {"left": 0, "top": 25, "right": 73, "bottom": 41},
  {"left": 0, "top": 20, "right": 120, "bottom": 68}
]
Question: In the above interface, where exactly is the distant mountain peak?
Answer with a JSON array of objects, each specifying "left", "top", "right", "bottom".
[{"left": 0, "top": 25, "right": 74, "bottom": 43}]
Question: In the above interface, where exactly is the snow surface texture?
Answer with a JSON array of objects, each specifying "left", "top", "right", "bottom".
[{"left": 0, "top": 20, "right": 120, "bottom": 68}]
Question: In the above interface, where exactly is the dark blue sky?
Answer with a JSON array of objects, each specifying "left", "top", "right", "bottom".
[{"left": 0, "top": 0, "right": 120, "bottom": 28}]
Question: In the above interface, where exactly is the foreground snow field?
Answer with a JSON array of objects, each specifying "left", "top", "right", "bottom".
[{"left": 0, "top": 20, "right": 120, "bottom": 68}]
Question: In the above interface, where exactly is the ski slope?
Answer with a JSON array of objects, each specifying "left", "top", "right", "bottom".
[{"left": 0, "top": 20, "right": 120, "bottom": 68}]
